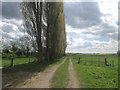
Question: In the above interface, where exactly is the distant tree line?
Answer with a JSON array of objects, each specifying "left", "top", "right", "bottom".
[
  {"left": 2, "top": 36, "right": 36, "bottom": 59},
  {"left": 21, "top": 1, "right": 66, "bottom": 63}
]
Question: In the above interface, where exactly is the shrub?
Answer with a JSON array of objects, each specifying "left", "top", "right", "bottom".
[{"left": 2, "top": 53, "right": 17, "bottom": 59}]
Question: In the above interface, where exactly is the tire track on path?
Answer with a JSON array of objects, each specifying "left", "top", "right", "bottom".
[
  {"left": 15, "top": 58, "right": 66, "bottom": 88},
  {"left": 67, "top": 56, "right": 80, "bottom": 88}
]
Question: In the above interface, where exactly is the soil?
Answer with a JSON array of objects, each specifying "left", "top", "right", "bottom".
[
  {"left": 14, "top": 58, "right": 66, "bottom": 88},
  {"left": 67, "top": 57, "right": 80, "bottom": 88},
  {"left": 3, "top": 57, "right": 81, "bottom": 88}
]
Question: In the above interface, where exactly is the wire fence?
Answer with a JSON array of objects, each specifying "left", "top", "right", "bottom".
[{"left": 73, "top": 54, "right": 118, "bottom": 67}]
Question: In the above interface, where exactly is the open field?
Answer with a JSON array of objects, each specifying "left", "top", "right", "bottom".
[
  {"left": 72, "top": 54, "right": 118, "bottom": 67},
  {"left": 72, "top": 54, "right": 118, "bottom": 88},
  {"left": 2, "top": 58, "right": 36, "bottom": 68}
]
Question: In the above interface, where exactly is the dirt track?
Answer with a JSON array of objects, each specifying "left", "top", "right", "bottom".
[
  {"left": 3, "top": 57, "right": 81, "bottom": 88},
  {"left": 15, "top": 58, "right": 66, "bottom": 88},
  {"left": 67, "top": 57, "right": 80, "bottom": 88}
]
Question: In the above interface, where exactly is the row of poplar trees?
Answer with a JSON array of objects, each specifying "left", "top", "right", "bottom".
[{"left": 21, "top": 1, "right": 66, "bottom": 63}]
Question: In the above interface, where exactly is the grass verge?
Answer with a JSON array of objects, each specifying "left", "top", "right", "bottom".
[
  {"left": 51, "top": 57, "right": 69, "bottom": 88},
  {"left": 2, "top": 57, "right": 65, "bottom": 74},
  {"left": 72, "top": 56, "right": 118, "bottom": 88},
  {"left": 2, "top": 56, "right": 65, "bottom": 88}
]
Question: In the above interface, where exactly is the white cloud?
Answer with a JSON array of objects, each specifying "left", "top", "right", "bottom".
[
  {"left": 66, "top": 24, "right": 118, "bottom": 53},
  {"left": 65, "top": 1, "right": 118, "bottom": 53},
  {"left": 98, "top": 0, "right": 118, "bottom": 27},
  {"left": 1, "top": 1, "right": 118, "bottom": 53},
  {"left": 1, "top": 18, "right": 25, "bottom": 43}
]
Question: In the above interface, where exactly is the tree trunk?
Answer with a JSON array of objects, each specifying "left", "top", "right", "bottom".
[{"left": 36, "top": 2, "right": 43, "bottom": 62}]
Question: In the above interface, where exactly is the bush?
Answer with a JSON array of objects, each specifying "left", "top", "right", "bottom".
[
  {"left": 2, "top": 53, "right": 17, "bottom": 59},
  {"left": 17, "top": 55, "right": 26, "bottom": 58}
]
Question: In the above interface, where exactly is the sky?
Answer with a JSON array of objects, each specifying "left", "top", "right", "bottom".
[{"left": 1, "top": 0, "right": 119, "bottom": 53}]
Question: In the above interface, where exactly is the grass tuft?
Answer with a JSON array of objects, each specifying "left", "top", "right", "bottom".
[{"left": 51, "top": 57, "right": 69, "bottom": 88}]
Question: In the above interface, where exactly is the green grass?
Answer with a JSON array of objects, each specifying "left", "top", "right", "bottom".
[
  {"left": 51, "top": 57, "right": 69, "bottom": 88},
  {"left": 0, "top": 59, "right": 2, "bottom": 67},
  {"left": 72, "top": 54, "right": 118, "bottom": 88},
  {"left": 46, "top": 57, "right": 65, "bottom": 69},
  {"left": 2, "top": 56, "right": 65, "bottom": 87},
  {"left": 73, "top": 54, "right": 118, "bottom": 67},
  {"left": 2, "top": 57, "right": 65, "bottom": 74},
  {"left": 2, "top": 57, "right": 36, "bottom": 68},
  {"left": 118, "top": 56, "right": 120, "bottom": 90}
]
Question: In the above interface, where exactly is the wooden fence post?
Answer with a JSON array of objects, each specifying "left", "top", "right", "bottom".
[
  {"left": 9, "top": 56, "right": 14, "bottom": 67},
  {"left": 78, "top": 57, "right": 80, "bottom": 64}
]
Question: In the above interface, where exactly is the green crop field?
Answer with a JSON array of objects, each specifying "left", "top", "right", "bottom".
[{"left": 72, "top": 54, "right": 118, "bottom": 88}]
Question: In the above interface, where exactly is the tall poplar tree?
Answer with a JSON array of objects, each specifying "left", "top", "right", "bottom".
[
  {"left": 22, "top": 1, "right": 44, "bottom": 62},
  {"left": 21, "top": 1, "right": 66, "bottom": 63},
  {"left": 45, "top": 2, "right": 66, "bottom": 62}
]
